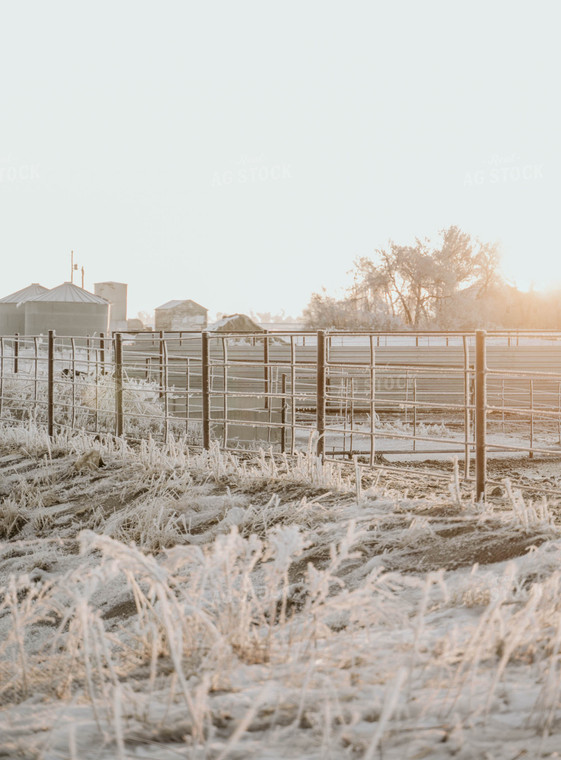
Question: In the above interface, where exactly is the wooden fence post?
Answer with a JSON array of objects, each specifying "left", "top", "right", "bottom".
[
  {"left": 475, "top": 330, "right": 487, "bottom": 501},
  {"left": 202, "top": 331, "right": 210, "bottom": 449},
  {"left": 316, "top": 330, "right": 326, "bottom": 459},
  {"left": 48, "top": 330, "right": 55, "bottom": 438}
]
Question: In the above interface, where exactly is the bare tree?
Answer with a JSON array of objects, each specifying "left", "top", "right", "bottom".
[
  {"left": 304, "top": 226, "right": 502, "bottom": 330},
  {"left": 353, "top": 226, "right": 501, "bottom": 328}
]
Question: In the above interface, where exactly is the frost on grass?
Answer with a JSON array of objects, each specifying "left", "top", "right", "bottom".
[{"left": 2, "top": 426, "right": 561, "bottom": 758}]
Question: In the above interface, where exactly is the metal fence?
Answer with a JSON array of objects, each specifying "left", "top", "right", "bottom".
[{"left": 3, "top": 329, "right": 561, "bottom": 499}]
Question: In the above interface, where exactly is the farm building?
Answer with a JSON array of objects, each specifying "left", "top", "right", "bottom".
[
  {"left": 24, "top": 282, "right": 110, "bottom": 337},
  {"left": 0, "top": 283, "right": 49, "bottom": 335},
  {"left": 207, "top": 313, "right": 265, "bottom": 333},
  {"left": 155, "top": 299, "right": 208, "bottom": 331},
  {"left": 94, "top": 281, "right": 127, "bottom": 332}
]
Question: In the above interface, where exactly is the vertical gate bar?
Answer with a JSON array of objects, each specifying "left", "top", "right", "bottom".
[
  {"left": 264, "top": 332, "right": 269, "bottom": 411},
  {"left": 0, "top": 337, "right": 3, "bottom": 420},
  {"left": 501, "top": 378, "right": 505, "bottom": 432},
  {"left": 369, "top": 335, "right": 375, "bottom": 466},
  {"left": 162, "top": 339, "right": 169, "bottom": 444},
  {"left": 463, "top": 335, "right": 470, "bottom": 479},
  {"left": 33, "top": 337, "right": 39, "bottom": 411},
  {"left": 558, "top": 381, "right": 561, "bottom": 444},
  {"left": 343, "top": 377, "right": 349, "bottom": 456},
  {"left": 159, "top": 331, "right": 164, "bottom": 399},
  {"left": 267, "top": 366, "right": 273, "bottom": 444},
  {"left": 48, "top": 330, "right": 55, "bottom": 438},
  {"left": 94, "top": 336, "right": 99, "bottom": 433},
  {"left": 14, "top": 333, "right": 19, "bottom": 374},
  {"left": 349, "top": 376, "right": 354, "bottom": 457},
  {"left": 413, "top": 377, "right": 417, "bottom": 452},
  {"left": 529, "top": 379, "right": 534, "bottom": 459},
  {"left": 71, "top": 338, "right": 76, "bottom": 431},
  {"left": 145, "top": 357, "right": 150, "bottom": 380},
  {"left": 115, "top": 333, "right": 124, "bottom": 438},
  {"left": 100, "top": 333, "right": 105, "bottom": 375},
  {"left": 281, "top": 373, "right": 287, "bottom": 454},
  {"left": 222, "top": 337, "right": 228, "bottom": 448},
  {"left": 316, "top": 330, "right": 326, "bottom": 459},
  {"left": 185, "top": 357, "right": 190, "bottom": 435},
  {"left": 202, "top": 331, "right": 210, "bottom": 449},
  {"left": 404, "top": 369, "right": 409, "bottom": 425},
  {"left": 475, "top": 330, "right": 487, "bottom": 501},
  {"left": 290, "top": 335, "right": 296, "bottom": 454}
]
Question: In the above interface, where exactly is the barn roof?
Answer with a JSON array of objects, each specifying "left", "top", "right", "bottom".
[
  {"left": 156, "top": 299, "right": 207, "bottom": 312},
  {"left": 207, "top": 313, "right": 265, "bottom": 332},
  {"left": 27, "top": 282, "right": 109, "bottom": 304},
  {"left": 0, "top": 283, "right": 49, "bottom": 304}
]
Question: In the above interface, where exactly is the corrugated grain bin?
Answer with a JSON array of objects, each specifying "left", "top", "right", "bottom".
[
  {"left": 0, "top": 283, "right": 49, "bottom": 335},
  {"left": 24, "top": 282, "right": 110, "bottom": 337},
  {"left": 94, "top": 281, "right": 127, "bottom": 330}
]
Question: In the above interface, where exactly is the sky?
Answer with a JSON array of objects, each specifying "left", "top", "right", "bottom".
[{"left": 1, "top": 0, "right": 559, "bottom": 321}]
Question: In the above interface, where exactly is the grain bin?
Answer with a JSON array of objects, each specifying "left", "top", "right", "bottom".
[
  {"left": 94, "top": 281, "right": 127, "bottom": 331},
  {"left": 24, "top": 282, "right": 110, "bottom": 337},
  {"left": 0, "top": 283, "right": 49, "bottom": 335}
]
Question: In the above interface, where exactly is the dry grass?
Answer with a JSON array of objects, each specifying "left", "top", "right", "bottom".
[{"left": 2, "top": 425, "right": 561, "bottom": 758}]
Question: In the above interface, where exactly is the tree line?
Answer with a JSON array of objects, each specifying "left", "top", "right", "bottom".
[{"left": 304, "top": 226, "right": 561, "bottom": 330}]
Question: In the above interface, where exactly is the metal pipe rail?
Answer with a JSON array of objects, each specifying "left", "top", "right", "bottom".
[{"left": 4, "top": 329, "right": 561, "bottom": 500}]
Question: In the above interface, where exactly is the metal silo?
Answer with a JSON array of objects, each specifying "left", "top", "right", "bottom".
[
  {"left": 0, "top": 283, "right": 49, "bottom": 335},
  {"left": 24, "top": 282, "right": 110, "bottom": 338},
  {"left": 94, "top": 281, "right": 128, "bottom": 331}
]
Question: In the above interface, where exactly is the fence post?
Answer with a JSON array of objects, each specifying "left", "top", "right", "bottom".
[
  {"left": 462, "top": 335, "right": 470, "bottom": 479},
  {"left": 162, "top": 338, "right": 169, "bottom": 444},
  {"left": 369, "top": 335, "right": 376, "bottom": 466},
  {"left": 100, "top": 332, "right": 105, "bottom": 374},
  {"left": 13, "top": 333, "right": 19, "bottom": 374},
  {"left": 222, "top": 336, "right": 228, "bottom": 448},
  {"left": 475, "top": 329, "right": 487, "bottom": 501},
  {"left": 264, "top": 332, "right": 269, "bottom": 410},
  {"left": 0, "top": 337, "right": 4, "bottom": 420},
  {"left": 281, "top": 373, "right": 287, "bottom": 453},
  {"left": 115, "top": 333, "right": 124, "bottom": 438},
  {"left": 159, "top": 331, "right": 164, "bottom": 399},
  {"left": 202, "top": 331, "right": 210, "bottom": 449},
  {"left": 316, "top": 330, "right": 326, "bottom": 459},
  {"left": 48, "top": 330, "right": 55, "bottom": 438}
]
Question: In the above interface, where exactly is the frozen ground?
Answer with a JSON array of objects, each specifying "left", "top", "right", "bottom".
[{"left": 2, "top": 425, "right": 561, "bottom": 758}]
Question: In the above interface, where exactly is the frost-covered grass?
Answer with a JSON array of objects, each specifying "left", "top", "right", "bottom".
[
  {"left": 0, "top": 364, "right": 201, "bottom": 442},
  {"left": 2, "top": 425, "right": 561, "bottom": 758}
]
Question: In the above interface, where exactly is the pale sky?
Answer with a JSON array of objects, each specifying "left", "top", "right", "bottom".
[{"left": 1, "top": 0, "right": 559, "bottom": 320}]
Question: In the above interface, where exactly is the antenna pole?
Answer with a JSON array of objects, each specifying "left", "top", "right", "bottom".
[
  {"left": 70, "top": 250, "right": 74, "bottom": 283},
  {"left": 81, "top": 266, "right": 84, "bottom": 289}
]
